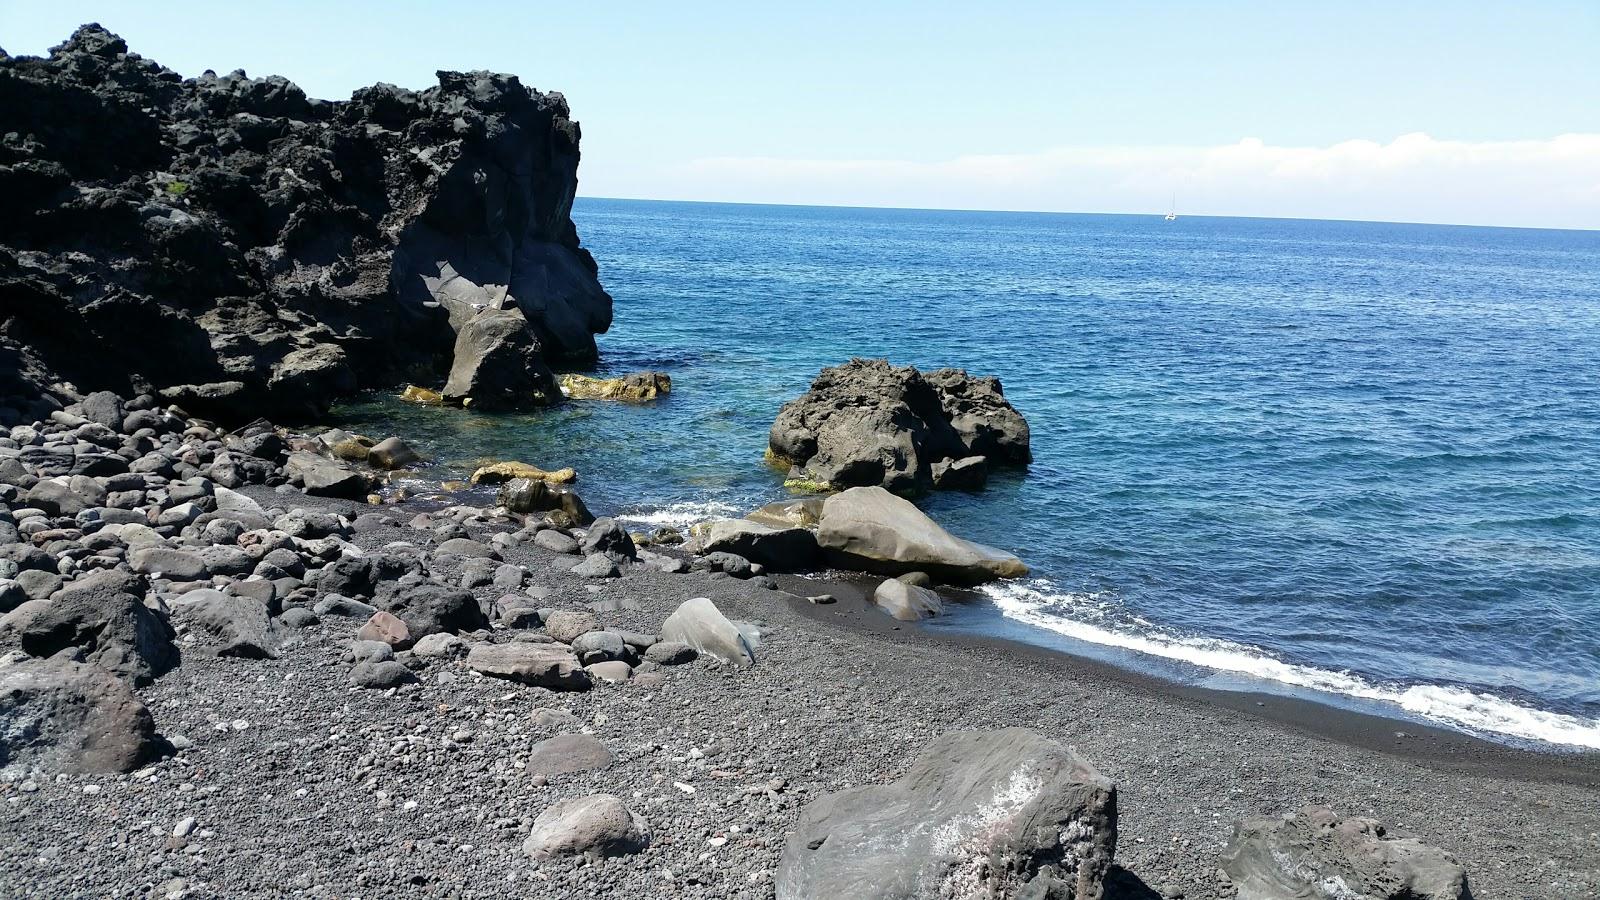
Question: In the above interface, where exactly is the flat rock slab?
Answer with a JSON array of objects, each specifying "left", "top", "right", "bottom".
[
  {"left": 816, "top": 486, "right": 1027, "bottom": 585},
  {"left": 526, "top": 733, "right": 615, "bottom": 775},
  {"left": 1220, "top": 805, "right": 1470, "bottom": 900},
  {"left": 465, "top": 643, "right": 590, "bottom": 690},
  {"left": 777, "top": 727, "right": 1116, "bottom": 900}
]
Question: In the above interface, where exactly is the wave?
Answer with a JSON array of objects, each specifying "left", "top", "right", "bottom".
[
  {"left": 614, "top": 500, "right": 743, "bottom": 530},
  {"left": 981, "top": 579, "right": 1600, "bottom": 750}
]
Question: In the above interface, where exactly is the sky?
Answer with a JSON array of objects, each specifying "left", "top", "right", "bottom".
[{"left": 3, "top": 2, "right": 1598, "bottom": 228}]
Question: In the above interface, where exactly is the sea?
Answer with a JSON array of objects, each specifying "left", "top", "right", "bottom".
[{"left": 333, "top": 198, "right": 1600, "bottom": 750}]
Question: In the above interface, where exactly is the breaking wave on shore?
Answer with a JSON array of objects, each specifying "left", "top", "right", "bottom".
[
  {"left": 982, "top": 579, "right": 1600, "bottom": 750},
  {"left": 615, "top": 500, "right": 743, "bottom": 531}
]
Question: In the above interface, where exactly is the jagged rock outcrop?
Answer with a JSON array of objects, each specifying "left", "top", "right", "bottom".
[
  {"left": 769, "top": 359, "right": 1030, "bottom": 495},
  {"left": 0, "top": 24, "right": 610, "bottom": 423}
]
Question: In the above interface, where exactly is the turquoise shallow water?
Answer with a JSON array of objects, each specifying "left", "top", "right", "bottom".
[{"left": 335, "top": 198, "right": 1600, "bottom": 747}]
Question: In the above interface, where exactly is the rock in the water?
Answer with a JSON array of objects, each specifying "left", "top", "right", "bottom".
[
  {"left": 367, "top": 437, "right": 421, "bottom": 470},
  {"left": 523, "top": 794, "right": 650, "bottom": 860},
  {"left": 559, "top": 371, "right": 671, "bottom": 402},
  {"left": 777, "top": 728, "right": 1116, "bottom": 900},
  {"left": 469, "top": 461, "right": 577, "bottom": 485},
  {"left": 873, "top": 578, "right": 943, "bottom": 621},
  {"left": 285, "top": 452, "right": 370, "bottom": 499},
  {"left": 931, "top": 454, "right": 989, "bottom": 491},
  {"left": 443, "top": 309, "right": 559, "bottom": 409},
  {"left": 659, "top": 597, "right": 755, "bottom": 666},
  {"left": 768, "top": 358, "right": 1029, "bottom": 494},
  {"left": 1219, "top": 805, "right": 1470, "bottom": 900},
  {"left": 816, "top": 486, "right": 1027, "bottom": 584},
  {"left": 465, "top": 643, "right": 590, "bottom": 690},
  {"left": 571, "top": 554, "right": 619, "bottom": 578},
  {"left": 692, "top": 517, "right": 819, "bottom": 570},
  {"left": 526, "top": 733, "right": 615, "bottom": 775},
  {"left": 498, "top": 478, "right": 594, "bottom": 525}
]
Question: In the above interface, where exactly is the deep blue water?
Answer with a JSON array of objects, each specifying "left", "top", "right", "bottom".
[{"left": 337, "top": 198, "right": 1600, "bottom": 747}]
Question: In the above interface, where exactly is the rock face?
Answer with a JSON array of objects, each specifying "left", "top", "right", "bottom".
[
  {"left": 777, "top": 728, "right": 1116, "bottom": 900},
  {"left": 0, "top": 24, "right": 610, "bottom": 421},
  {"left": 816, "top": 486, "right": 1028, "bottom": 584},
  {"left": 1219, "top": 806, "right": 1470, "bottom": 900},
  {"left": 0, "top": 659, "right": 161, "bottom": 774},
  {"left": 769, "top": 359, "right": 1030, "bottom": 495}
]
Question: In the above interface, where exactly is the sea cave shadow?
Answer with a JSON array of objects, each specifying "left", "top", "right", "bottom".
[{"left": 1103, "top": 865, "right": 1163, "bottom": 900}]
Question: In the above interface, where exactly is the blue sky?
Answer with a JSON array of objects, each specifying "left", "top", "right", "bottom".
[{"left": 4, "top": 2, "right": 1598, "bottom": 226}]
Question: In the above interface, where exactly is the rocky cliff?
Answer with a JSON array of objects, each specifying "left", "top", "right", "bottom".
[{"left": 0, "top": 24, "right": 611, "bottom": 422}]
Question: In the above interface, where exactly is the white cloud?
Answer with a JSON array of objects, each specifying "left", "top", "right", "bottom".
[{"left": 582, "top": 133, "right": 1600, "bottom": 229}]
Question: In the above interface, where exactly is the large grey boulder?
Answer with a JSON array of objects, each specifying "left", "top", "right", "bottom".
[
  {"left": 692, "top": 518, "right": 819, "bottom": 570},
  {"left": 169, "top": 590, "right": 278, "bottom": 659},
  {"left": 769, "top": 359, "right": 1030, "bottom": 494},
  {"left": 523, "top": 794, "right": 649, "bottom": 860},
  {"left": 659, "top": 597, "right": 756, "bottom": 666},
  {"left": 375, "top": 582, "right": 488, "bottom": 639},
  {"left": 0, "top": 659, "right": 161, "bottom": 774},
  {"left": 579, "top": 517, "right": 636, "bottom": 562},
  {"left": 19, "top": 585, "right": 178, "bottom": 685},
  {"left": 816, "top": 486, "right": 1028, "bottom": 585},
  {"left": 1219, "top": 806, "right": 1470, "bottom": 900},
  {"left": 777, "top": 728, "right": 1116, "bottom": 900},
  {"left": 465, "top": 642, "right": 590, "bottom": 690},
  {"left": 873, "top": 578, "right": 943, "bottom": 621},
  {"left": 285, "top": 451, "right": 370, "bottom": 499},
  {"left": 442, "top": 309, "right": 559, "bottom": 410}
]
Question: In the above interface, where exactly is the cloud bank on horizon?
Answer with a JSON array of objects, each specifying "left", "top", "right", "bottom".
[{"left": 583, "top": 133, "right": 1600, "bottom": 230}]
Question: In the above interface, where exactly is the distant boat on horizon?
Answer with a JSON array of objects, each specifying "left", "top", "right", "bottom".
[{"left": 1164, "top": 193, "right": 1178, "bottom": 221}]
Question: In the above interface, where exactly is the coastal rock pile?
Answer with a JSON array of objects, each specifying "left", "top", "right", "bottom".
[
  {"left": 0, "top": 24, "right": 610, "bottom": 421},
  {"left": 769, "top": 358, "right": 1031, "bottom": 495}
]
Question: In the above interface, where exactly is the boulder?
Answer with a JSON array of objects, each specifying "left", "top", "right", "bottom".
[
  {"left": 465, "top": 642, "right": 590, "bottom": 690},
  {"left": 768, "top": 359, "right": 1029, "bottom": 494},
  {"left": 559, "top": 372, "right": 671, "bottom": 402},
  {"left": 659, "top": 597, "right": 755, "bottom": 666},
  {"left": 816, "top": 486, "right": 1027, "bottom": 584},
  {"left": 776, "top": 728, "right": 1116, "bottom": 900},
  {"left": 523, "top": 795, "right": 649, "bottom": 860},
  {"left": 643, "top": 640, "right": 696, "bottom": 666},
  {"left": 579, "top": 517, "right": 637, "bottom": 562},
  {"left": 571, "top": 554, "right": 618, "bottom": 578},
  {"left": 931, "top": 455, "right": 989, "bottom": 491},
  {"left": 745, "top": 498, "right": 825, "bottom": 529},
  {"left": 0, "top": 659, "right": 161, "bottom": 774},
  {"left": 1219, "top": 806, "right": 1469, "bottom": 900},
  {"left": 350, "top": 660, "right": 416, "bottom": 690},
  {"left": 541, "top": 609, "right": 598, "bottom": 644},
  {"left": 498, "top": 478, "right": 594, "bottom": 525},
  {"left": 534, "top": 529, "right": 580, "bottom": 555},
  {"left": 873, "top": 578, "right": 943, "bottom": 621},
  {"left": 693, "top": 518, "right": 819, "bottom": 570},
  {"left": 375, "top": 583, "right": 487, "bottom": 638},
  {"left": 443, "top": 309, "right": 559, "bottom": 409},
  {"left": 285, "top": 452, "right": 370, "bottom": 499},
  {"left": 169, "top": 590, "right": 277, "bottom": 658},
  {"left": 20, "top": 585, "right": 178, "bottom": 685},
  {"left": 367, "top": 437, "right": 421, "bottom": 470},
  {"left": 356, "top": 611, "right": 413, "bottom": 649},
  {"left": 469, "top": 461, "right": 577, "bottom": 485},
  {"left": 526, "top": 733, "right": 615, "bottom": 775}
]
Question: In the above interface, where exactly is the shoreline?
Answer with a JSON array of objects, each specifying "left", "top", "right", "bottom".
[{"left": 775, "top": 572, "right": 1600, "bottom": 787}]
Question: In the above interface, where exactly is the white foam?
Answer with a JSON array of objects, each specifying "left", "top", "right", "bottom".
[
  {"left": 981, "top": 579, "right": 1600, "bottom": 750},
  {"left": 615, "top": 500, "right": 743, "bottom": 531}
]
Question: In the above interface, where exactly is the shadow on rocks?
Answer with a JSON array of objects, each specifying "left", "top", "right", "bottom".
[{"left": 1103, "top": 866, "right": 1163, "bottom": 900}]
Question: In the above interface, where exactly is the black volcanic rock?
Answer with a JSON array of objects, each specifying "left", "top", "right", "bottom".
[
  {"left": 769, "top": 358, "right": 1031, "bottom": 495},
  {"left": 0, "top": 24, "right": 611, "bottom": 422}
]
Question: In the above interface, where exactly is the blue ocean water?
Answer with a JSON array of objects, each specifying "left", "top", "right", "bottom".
[{"left": 336, "top": 198, "right": 1600, "bottom": 747}]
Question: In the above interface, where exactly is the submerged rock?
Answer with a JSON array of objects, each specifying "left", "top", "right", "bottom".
[
  {"left": 769, "top": 358, "right": 1030, "bottom": 495},
  {"left": 469, "top": 461, "right": 578, "bottom": 485},
  {"left": 777, "top": 727, "right": 1116, "bottom": 900},
  {"left": 816, "top": 486, "right": 1027, "bottom": 584},
  {"left": 559, "top": 372, "right": 671, "bottom": 401},
  {"left": 1220, "top": 805, "right": 1470, "bottom": 900}
]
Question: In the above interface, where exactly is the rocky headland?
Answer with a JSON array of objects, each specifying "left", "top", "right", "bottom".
[{"left": 2, "top": 24, "right": 1598, "bottom": 900}]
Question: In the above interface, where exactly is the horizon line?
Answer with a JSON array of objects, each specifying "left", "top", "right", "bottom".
[{"left": 573, "top": 194, "right": 1600, "bottom": 234}]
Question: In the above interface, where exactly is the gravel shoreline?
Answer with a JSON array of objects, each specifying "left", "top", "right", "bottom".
[{"left": 3, "top": 486, "right": 1596, "bottom": 899}]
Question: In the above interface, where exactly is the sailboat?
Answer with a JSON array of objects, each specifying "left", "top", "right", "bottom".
[{"left": 1164, "top": 192, "right": 1178, "bottom": 221}]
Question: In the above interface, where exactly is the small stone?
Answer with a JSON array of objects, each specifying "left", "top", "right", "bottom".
[{"left": 172, "top": 816, "right": 197, "bottom": 838}]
